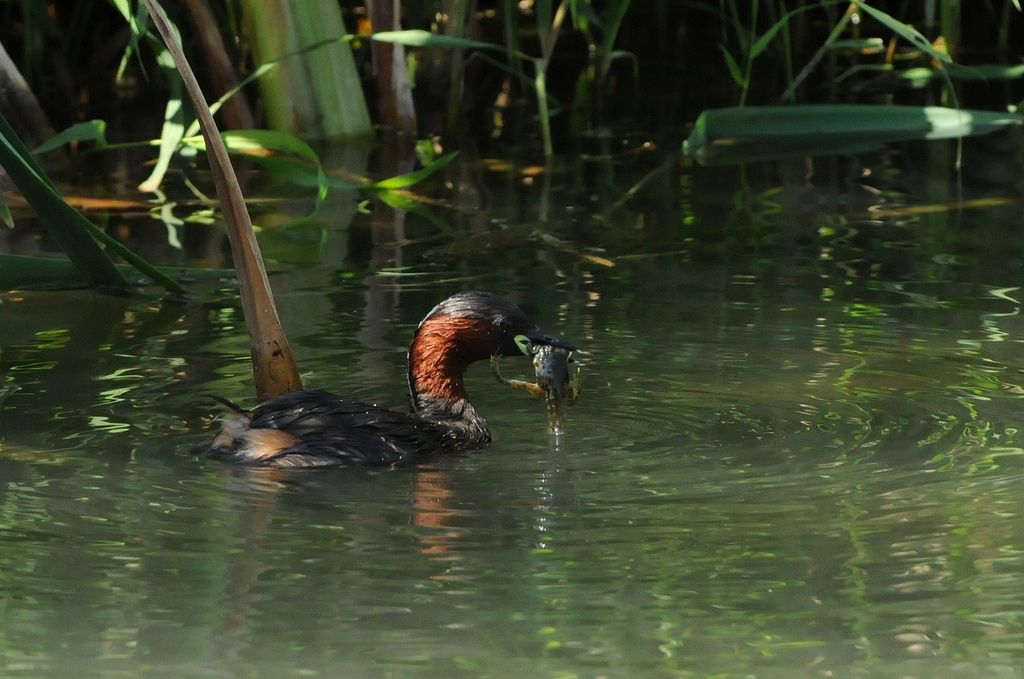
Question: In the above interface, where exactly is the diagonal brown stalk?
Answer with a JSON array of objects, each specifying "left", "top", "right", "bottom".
[{"left": 143, "top": 0, "right": 302, "bottom": 400}]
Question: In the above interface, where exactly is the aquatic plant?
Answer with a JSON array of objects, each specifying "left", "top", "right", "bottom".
[
  {"left": 3, "top": 0, "right": 1024, "bottom": 293},
  {"left": 0, "top": 109, "right": 182, "bottom": 293},
  {"left": 685, "top": 105, "right": 1023, "bottom": 164},
  {"left": 144, "top": 0, "right": 301, "bottom": 399},
  {"left": 240, "top": 0, "right": 371, "bottom": 139}
]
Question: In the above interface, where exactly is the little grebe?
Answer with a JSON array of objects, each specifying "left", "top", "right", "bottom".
[{"left": 203, "top": 291, "right": 576, "bottom": 468}]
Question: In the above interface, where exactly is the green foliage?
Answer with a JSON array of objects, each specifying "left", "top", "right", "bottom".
[
  {"left": 32, "top": 120, "right": 107, "bottom": 155},
  {"left": 242, "top": 0, "right": 370, "bottom": 139},
  {"left": 685, "top": 105, "right": 1023, "bottom": 164},
  {"left": 0, "top": 253, "right": 228, "bottom": 290},
  {"left": 6, "top": 0, "right": 1024, "bottom": 295},
  {"left": 855, "top": 1, "right": 951, "bottom": 65},
  {"left": 183, "top": 128, "right": 331, "bottom": 202},
  {"left": 370, "top": 25, "right": 562, "bottom": 156},
  {"left": 370, "top": 29, "right": 497, "bottom": 51},
  {"left": 0, "top": 110, "right": 183, "bottom": 293},
  {"left": 0, "top": 94, "right": 183, "bottom": 292},
  {"left": 138, "top": 50, "right": 186, "bottom": 193},
  {"left": 565, "top": 0, "right": 637, "bottom": 134},
  {"left": 371, "top": 151, "right": 458, "bottom": 190},
  {"left": 108, "top": 0, "right": 188, "bottom": 192},
  {"left": 716, "top": 0, "right": 972, "bottom": 105},
  {"left": 0, "top": 110, "right": 126, "bottom": 289}
]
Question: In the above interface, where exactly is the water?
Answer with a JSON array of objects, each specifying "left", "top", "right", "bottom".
[{"left": 3, "top": 139, "right": 1024, "bottom": 677}]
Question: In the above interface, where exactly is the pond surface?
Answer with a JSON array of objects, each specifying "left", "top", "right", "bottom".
[{"left": 3, "top": 136, "right": 1024, "bottom": 677}]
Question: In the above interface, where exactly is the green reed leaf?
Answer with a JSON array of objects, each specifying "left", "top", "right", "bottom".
[
  {"left": 32, "top": 120, "right": 108, "bottom": 155},
  {"left": 855, "top": 1, "right": 951, "bottom": 64},
  {"left": 750, "top": 15, "right": 788, "bottom": 59},
  {"left": 0, "top": 253, "right": 225, "bottom": 291},
  {"left": 0, "top": 111, "right": 126, "bottom": 289},
  {"left": 685, "top": 105, "right": 1023, "bottom": 165},
  {"left": 372, "top": 152, "right": 459, "bottom": 190},
  {"left": 720, "top": 45, "right": 745, "bottom": 87},
  {"left": 370, "top": 29, "right": 501, "bottom": 51},
  {"left": 138, "top": 47, "right": 186, "bottom": 193}
]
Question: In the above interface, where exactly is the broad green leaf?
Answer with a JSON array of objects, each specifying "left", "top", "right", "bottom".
[
  {"left": 685, "top": 105, "right": 1023, "bottom": 165},
  {"left": 223, "top": 129, "right": 329, "bottom": 201},
  {"left": 183, "top": 128, "right": 331, "bottom": 195},
  {"left": 33, "top": 120, "right": 108, "bottom": 155},
  {"left": 372, "top": 151, "right": 459, "bottom": 190},
  {"left": 221, "top": 129, "right": 320, "bottom": 164}
]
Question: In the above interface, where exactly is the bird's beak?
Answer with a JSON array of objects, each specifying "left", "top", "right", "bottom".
[{"left": 526, "top": 330, "right": 577, "bottom": 352}]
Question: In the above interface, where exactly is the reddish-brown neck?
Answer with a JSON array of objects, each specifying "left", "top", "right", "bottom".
[{"left": 408, "top": 314, "right": 501, "bottom": 407}]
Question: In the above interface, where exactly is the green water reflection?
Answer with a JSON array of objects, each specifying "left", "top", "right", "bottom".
[{"left": 2, "top": 139, "right": 1024, "bottom": 677}]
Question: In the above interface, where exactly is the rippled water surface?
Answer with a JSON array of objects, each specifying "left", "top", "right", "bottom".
[{"left": 3, "top": 141, "right": 1024, "bottom": 677}]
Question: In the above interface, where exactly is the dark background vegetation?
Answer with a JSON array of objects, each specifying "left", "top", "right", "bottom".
[{"left": 3, "top": 1, "right": 1023, "bottom": 153}]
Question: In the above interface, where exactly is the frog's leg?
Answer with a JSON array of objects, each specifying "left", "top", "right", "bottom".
[
  {"left": 567, "top": 362, "right": 583, "bottom": 405},
  {"left": 490, "top": 355, "right": 546, "bottom": 399}
]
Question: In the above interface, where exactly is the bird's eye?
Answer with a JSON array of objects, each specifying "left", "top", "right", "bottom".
[{"left": 514, "top": 335, "right": 534, "bottom": 356}]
